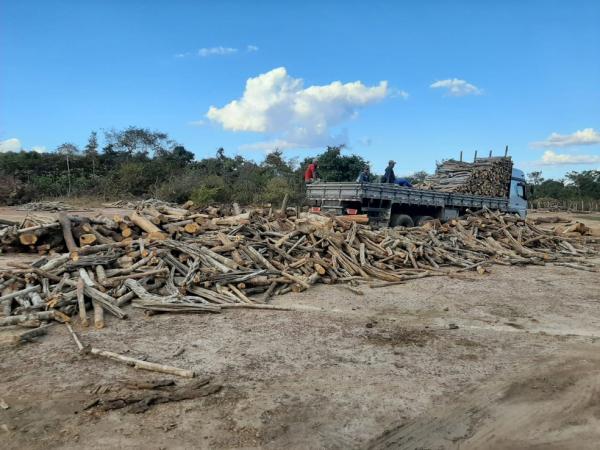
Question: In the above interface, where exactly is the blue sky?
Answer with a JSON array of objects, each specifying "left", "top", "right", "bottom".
[{"left": 1, "top": 0, "right": 599, "bottom": 178}]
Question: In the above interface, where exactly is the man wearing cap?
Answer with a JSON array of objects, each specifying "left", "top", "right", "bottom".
[{"left": 382, "top": 160, "right": 396, "bottom": 183}]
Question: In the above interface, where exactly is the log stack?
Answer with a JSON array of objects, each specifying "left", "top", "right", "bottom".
[
  {"left": 1, "top": 205, "right": 597, "bottom": 339},
  {"left": 420, "top": 157, "right": 513, "bottom": 198}
]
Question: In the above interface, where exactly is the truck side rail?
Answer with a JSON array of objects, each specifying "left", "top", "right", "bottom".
[{"left": 306, "top": 182, "right": 508, "bottom": 210}]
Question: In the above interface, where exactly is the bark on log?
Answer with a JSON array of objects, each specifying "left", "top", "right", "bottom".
[
  {"left": 58, "top": 213, "right": 79, "bottom": 260},
  {"left": 93, "top": 301, "right": 104, "bottom": 329},
  {"left": 76, "top": 278, "right": 88, "bottom": 327},
  {"left": 90, "top": 348, "right": 195, "bottom": 378},
  {"left": 130, "top": 212, "right": 166, "bottom": 240},
  {"left": 0, "top": 311, "right": 55, "bottom": 327}
]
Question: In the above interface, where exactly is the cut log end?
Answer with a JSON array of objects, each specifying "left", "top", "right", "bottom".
[
  {"left": 79, "top": 234, "right": 97, "bottom": 246},
  {"left": 19, "top": 233, "right": 38, "bottom": 246}
]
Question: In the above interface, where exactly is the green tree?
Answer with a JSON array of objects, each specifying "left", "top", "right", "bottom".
[
  {"left": 565, "top": 170, "right": 600, "bottom": 199},
  {"left": 56, "top": 143, "right": 79, "bottom": 196},
  {"left": 302, "top": 145, "right": 367, "bottom": 182},
  {"left": 406, "top": 170, "right": 429, "bottom": 184},
  {"left": 84, "top": 131, "right": 99, "bottom": 175},
  {"left": 527, "top": 171, "right": 544, "bottom": 186},
  {"left": 104, "top": 127, "right": 172, "bottom": 157}
]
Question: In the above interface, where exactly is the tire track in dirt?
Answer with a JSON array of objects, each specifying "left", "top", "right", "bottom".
[{"left": 367, "top": 346, "right": 600, "bottom": 450}]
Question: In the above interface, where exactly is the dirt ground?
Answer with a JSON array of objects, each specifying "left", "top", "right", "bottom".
[{"left": 1, "top": 209, "right": 600, "bottom": 449}]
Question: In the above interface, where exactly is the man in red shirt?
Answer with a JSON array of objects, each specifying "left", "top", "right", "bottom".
[{"left": 304, "top": 158, "right": 319, "bottom": 183}]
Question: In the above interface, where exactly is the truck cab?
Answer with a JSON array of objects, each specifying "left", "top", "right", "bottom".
[{"left": 508, "top": 168, "right": 528, "bottom": 218}]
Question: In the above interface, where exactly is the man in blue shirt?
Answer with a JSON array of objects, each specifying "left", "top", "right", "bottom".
[
  {"left": 382, "top": 160, "right": 396, "bottom": 183},
  {"left": 356, "top": 166, "right": 371, "bottom": 183}
]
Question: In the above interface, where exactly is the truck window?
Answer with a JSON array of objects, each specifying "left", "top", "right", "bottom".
[{"left": 516, "top": 183, "right": 525, "bottom": 199}]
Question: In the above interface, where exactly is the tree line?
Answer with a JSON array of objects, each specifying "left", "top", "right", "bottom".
[
  {"left": 1, "top": 126, "right": 598, "bottom": 206},
  {"left": 526, "top": 170, "right": 600, "bottom": 204},
  {"left": 0, "top": 127, "right": 371, "bottom": 205}
]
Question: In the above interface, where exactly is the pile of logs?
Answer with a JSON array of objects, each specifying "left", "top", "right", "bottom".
[
  {"left": 420, "top": 157, "right": 513, "bottom": 198},
  {"left": 102, "top": 198, "right": 180, "bottom": 210},
  {"left": 0, "top": 203, "right": 226, "bottom": 255},
  {"left": 16, "top": 201, "right": 77, "bottom": 212},
  {"left": 1, "top": 206, "right": 598, "bottom": 337}
]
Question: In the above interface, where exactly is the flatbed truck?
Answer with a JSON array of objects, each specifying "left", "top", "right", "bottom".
[{"left": 305, "top": 168, "right": 528, "bottom": 227}]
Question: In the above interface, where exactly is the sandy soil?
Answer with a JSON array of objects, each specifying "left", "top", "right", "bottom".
[{"left": 1, "top": 210, "right": 599, "bottom": 449}]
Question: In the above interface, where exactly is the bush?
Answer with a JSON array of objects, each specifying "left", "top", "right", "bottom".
[
  {"left": 190, "top": 175, "right": 229, "bottom": 206},
  {"left": 262, "top": 177, "right": 295, "bottom": 204}
]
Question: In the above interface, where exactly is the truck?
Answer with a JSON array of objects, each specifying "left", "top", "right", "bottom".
[{"left": 305, "top": 167, "right": 529, "bottom": 227}]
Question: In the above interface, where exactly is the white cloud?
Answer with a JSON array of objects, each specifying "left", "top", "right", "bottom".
[
  {"left": 539, "top": 150, "right": 600, "bottom": 166},
  {"left": 531, "top": 128, "right": 600, "bottom": 148},
  {"left": 390, "top": 88, "right": 409, "bottom": 99},
  {"left": 206, "top": 67, "right": 389, "bottom": 149},
  {"left": 198, "top": 46, "right": 238, "bottom": 57},
  {"left": 0, "top": 138, "right": 22, "bottom": 153},
  {"left": 0, "top": 139, "right": 47, "bottom": 153},
  {"left": 430, "top": 78, "right": 482, "bottom": 96},
  {"left": 176, "top": 45, "right": 259, "bottom": 59}
]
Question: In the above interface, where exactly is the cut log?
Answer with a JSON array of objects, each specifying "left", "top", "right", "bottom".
[
  {"left": 130, "top": 212, "right": 166, "bottom": 240},
  {"left": 0, "top": 311, "right": 55, "bottom": 327},
  {"left": 76, "top": 278, "right": 88, "bottom": 327},
  {"left": 19, "top": 233, "right": 38, "bottom": 246},
  {"left": 93, "top": 301, "right": 104, "bottom": 329},
  {"left": 183, "top": 223, "right": 201, "bottom": 234},
  {"left": 79, "top": 233, "right": 97, "bottom": 246},
  {"left": 58, "top": 213, "right": 79, "bottom": 260},
  {"left": 335, "top": 214, "right": 369, "bottom": 224}
]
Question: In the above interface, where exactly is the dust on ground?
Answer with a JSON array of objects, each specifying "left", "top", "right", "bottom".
[{"left": 1, "top": 209, "right": 599, "bottom": 449}]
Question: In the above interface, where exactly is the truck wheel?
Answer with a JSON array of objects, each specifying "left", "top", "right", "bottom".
[
  {"left": 415, "top": 215, "right": 434, "bottom": 226},
  {"left": 389, "top": 214, "right": 414, "bottom": 228}
]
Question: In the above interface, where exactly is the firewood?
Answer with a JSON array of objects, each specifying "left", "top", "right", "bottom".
[
  {"left": 58, "top": 213, "right": 79, "bottom": 260},
  {"left": 19, "top": 232, "right": 39, "bottom": 246},
  {"left": 79, "top": 233, "right": 97, "bottom": 246},
  {"left": 130, "top": 212, "right": 166, "bottom": 240},
  {"left": 76, "top": 278, "right": 88, "bottom": 327},
  {"left": 1, "top": 202, "right": 597, "bottom": 354},
  {"left": 183, "top": 222, "right": 201, "bottom": 234},
  {"left": 93, "top": 301, "right": 104, "bottom": 329},
  {"left": 65, "top": 324, "right": 195, "bottom": 378},
  {"left": 0, "top": 311, "right": 55, "bottom": 327},
  {"left": 420, "top": 157, "right": 513, "bottom": 197},
  {"left": 335, "top": 214, "right": 369, "bottom": 224}
]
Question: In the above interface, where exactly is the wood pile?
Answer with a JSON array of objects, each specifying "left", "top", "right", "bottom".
[
  {"left": 420, "top": 157, "right": 513, "bottom": 198},
  {"left": 16, "top": 201, "right": 78, "bottom": 211},
  {"left": 102, "top": 198, "right": 180, "bottom": 210},
  {"left": 1, "top": 206, "right": 598, "bottom": 340}
]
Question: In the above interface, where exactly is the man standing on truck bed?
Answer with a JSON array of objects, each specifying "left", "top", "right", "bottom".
[
  {"left": 382, "top": 160, "right": 396, "bottom": 183},
  {"left": 356, "top": 166, "right": 371, "bottom": 183},
  {"left": 304, "top": 158, "right": 320, "bottom": 184}
]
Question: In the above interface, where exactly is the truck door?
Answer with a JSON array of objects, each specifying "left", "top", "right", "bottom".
[{"left": 508, "top": 179, "right": 528, "bottom": 218}]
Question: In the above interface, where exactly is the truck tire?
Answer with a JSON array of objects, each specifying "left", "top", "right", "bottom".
[
  {"left": 415, "top": 215, "right": 434, "bottom": 226},
  {"left": 389, "top": 214, "right": 414, "bottom": 228}
]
